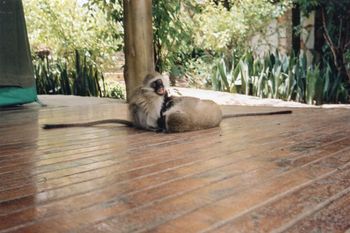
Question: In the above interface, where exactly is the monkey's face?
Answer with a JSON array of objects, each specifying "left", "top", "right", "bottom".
[
  {"left": 143, "top": 73, "right": 170, "bottom": 96},
  {"left": 150, "top": 79, "right": 166, "bottom": 96}
]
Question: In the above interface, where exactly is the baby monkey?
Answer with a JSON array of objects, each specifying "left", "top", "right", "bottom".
[{"left": 43, "top": 73, "right": 292, "bottom": 132}]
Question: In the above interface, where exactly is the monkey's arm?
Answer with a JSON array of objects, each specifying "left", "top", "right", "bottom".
[
  {"left": 222, "top": 110, "right": 292, "bottom": 119},
  {"left": 43, "top": 119, "right": 133, "bottom": 129}
]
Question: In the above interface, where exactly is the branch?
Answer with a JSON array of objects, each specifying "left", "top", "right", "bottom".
[
  {"left": 338, "top": 18, "right": 342, "bottom": 48},
  {"left": 345, "top": 41, "right": 350, "bottom": 50},
  {"left": 321, "top": 7, "right": 339, "bottom": 68},
  {"left": 345, "top": 20, "right": 350, "bottom": 49}
]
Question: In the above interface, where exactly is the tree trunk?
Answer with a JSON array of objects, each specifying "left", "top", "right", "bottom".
[{"left": 123, "top": 0, "right": 155, "bottom": 101}]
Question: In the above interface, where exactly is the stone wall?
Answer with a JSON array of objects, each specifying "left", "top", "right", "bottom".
[
  {"left": 251, "top": 8, "right": 315, "bottom": 62},
  {"left": 250, "top": 9, "right": 293, "bottom": 57}
]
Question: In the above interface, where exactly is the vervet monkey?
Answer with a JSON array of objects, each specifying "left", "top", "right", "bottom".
[
  {"left": 127, "top": 72, "right": 170, "bottom": 131},
  {"left": 43, "top": 72, "right": 167, "bottom": 130},
  {"left": 43, "top": 72, "right": 169, "bottom": 131},
  {"left": 43, "top": 73, "right": 292, "bottom": 132}
]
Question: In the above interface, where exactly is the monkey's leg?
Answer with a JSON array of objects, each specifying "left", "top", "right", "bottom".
[{"left": 166, "top": 112, "right": 193, "bottom": 133}]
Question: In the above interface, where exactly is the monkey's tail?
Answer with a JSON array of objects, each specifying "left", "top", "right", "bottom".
[
  {"left": 43, "top": 119, "right": 133, "bottom": 129},
  {"left": 222, "top": 110, "right": 292, "bottom": 119}
]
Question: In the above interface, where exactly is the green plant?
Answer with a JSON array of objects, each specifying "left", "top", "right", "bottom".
[
  {"left": 305, "top": 66, "right": 320, "bottom": 104},
  {"left": 106, "top": 84, "right": 126, "bottom": 100},
  {"left": 209, "top": 51, "right": 349, "bottom": 104},
  {"left": 34, "top": 50, "right": 107, "bottom": 97},
  {"left": 23, "top": 0, "right": 123, "bottom": 70},
  {"left": 295, "top": 0, "right": 350, "bottom": 83},
  {"left": 152, "top": 1, "right": 195, "bottom": 76},
  {"left": 192, "top": 0, "right": 292, "bottom": 52}
]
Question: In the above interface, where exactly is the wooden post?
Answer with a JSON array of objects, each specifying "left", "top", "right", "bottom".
[{"left": 123, "top": 0, "right": 155, "bottom": 101}]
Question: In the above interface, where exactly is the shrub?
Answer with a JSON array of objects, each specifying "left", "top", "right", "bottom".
[{"left": 210, "top": 51, "right": 349, "bottom": 104}]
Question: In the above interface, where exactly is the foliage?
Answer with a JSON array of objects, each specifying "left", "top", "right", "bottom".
[
  {"left": 87, "top": 0, "right": 293, "bottom": 81},
  {"left": 151, "top": 0, "right": 294, "bottom": 82},
  {"left": 88, "top": 0, "right": 197, "bottom": 78},
  {"left": 294, "top": 0, "right": 350, "bottom": 83},
  {"left": 24, "top": 0, "right": 125, "bottom": 99},
  {"left": 25, "top": 0, "right": 349, "bottom": 104},
  {"left": 85, "top": 0, "right": 123, "bottom": 23},
  {"left": 23, "top": 0, "right": 123, "bottom": 70},
  {"left": 105, "top": 84, "right": 126, "bottom": 100},
  {"left": 34, "top": 51, "right": 124, "bottom": 99},
  {"left": 150, "top": 0, "right": 294, "bottom": 83},
  {"left": 152, "top": 1, "right": 195, "bottom": 75},
  {"left": 192, "top": 0, "right": 292, "bottom": 52},
  {"left": 210, "top": 51, "right": 348, "bottom": 104},
  {"left": 34, "top": 51, "right": 102, "bottom": 96}
]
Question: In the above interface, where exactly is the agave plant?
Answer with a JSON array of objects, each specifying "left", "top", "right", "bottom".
[
  {"left": 34, "top": 50, "right": 113, "bottom": 98},
  {"left": 209, "top": 50, "right": 349, "bottom": 104}
]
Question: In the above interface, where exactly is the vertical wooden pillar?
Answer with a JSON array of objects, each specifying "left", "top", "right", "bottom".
[{"left": 123, "top": 0, "right": 154, "bottom": 101}]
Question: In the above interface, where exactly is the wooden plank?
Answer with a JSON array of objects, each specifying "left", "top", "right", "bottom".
[
  {"left": 204, "top": 164, "right": 350, "bottom": 232},
  {"left": 1, "top": 109, "right": 346, "bottom": 189},
  {"left": 2, "top": 113, "right": 346, "bottom": 206},
  {"left": 282, "top": 189, "right": 350, "bottom": 233},
  {"left": 79, "top": 148, "right": 350, "bottom": 233},
  {"left": 5, "top": 135, "right": 350, "bottom": 232},
  {"left": 0, "top": 100, "right": 350, "bottom": 233}
]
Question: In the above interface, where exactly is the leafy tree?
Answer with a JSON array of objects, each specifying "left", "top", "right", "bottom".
[
  {"left": 152, "top": 1, "right": 195, "bottom": 75},
  {"left": 295, "top": 0, "right": 350, "bottom": 83},
  {"left": 23, "top": 0, "right": 123, "bottom": 70},
  {"left": 212, "top": 0, "right": 232, "bottom": 10},
  {"left": 87, "top": 0, "right": 197, "bottom": 78},
  {"left": 192, "top": 0, "right": 292, "bottom": 53},
  {"left": 86, "top": 0, "right": 293, "bottom": 78}
]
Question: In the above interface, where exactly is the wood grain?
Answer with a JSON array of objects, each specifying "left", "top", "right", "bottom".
[{"left": 0, "top": 101, "right": 349, "bottom": 233}]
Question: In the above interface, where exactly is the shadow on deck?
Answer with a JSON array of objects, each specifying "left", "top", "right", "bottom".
[{"left": 0, "top": 97, "right": 350, "bottom": 233}]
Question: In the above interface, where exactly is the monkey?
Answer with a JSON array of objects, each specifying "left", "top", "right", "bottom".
[
  {"left": 43, "top": 72, "right": 292, "bottom": 132},
  {"left": 127, "top": 72, "right": 170, "bottom": 131},
  {"left": 43, "top": 72, "right": 169, "bottom": 131},
  {"left": 157, "top": 96, "right": 291, "bottom": 132}
]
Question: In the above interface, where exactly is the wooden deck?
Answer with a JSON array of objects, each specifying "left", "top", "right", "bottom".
[{"left": 0, "top": 99, "right": 350, "bottom": 233}]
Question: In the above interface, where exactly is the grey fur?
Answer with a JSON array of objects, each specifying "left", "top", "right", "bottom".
[{"left": 43, "top": 73, "right": 292, "bottom": 132}]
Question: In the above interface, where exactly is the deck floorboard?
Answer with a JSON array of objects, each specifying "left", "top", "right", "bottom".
[{"left": 0, "top": 100, "right": 349, "bottom": 233}]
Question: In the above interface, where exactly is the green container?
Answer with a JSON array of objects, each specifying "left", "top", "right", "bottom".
[
  {"left": 0, "top": 0, "right": 37, "bottom": 107},
  {"left": 0, "top": 86, "right": 37, "bottom": 107}
]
